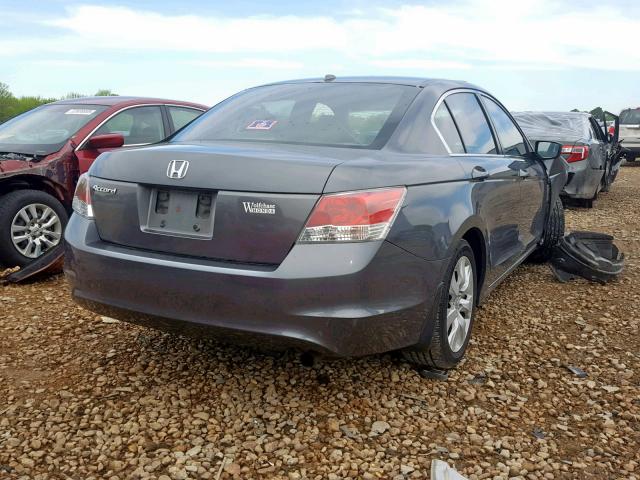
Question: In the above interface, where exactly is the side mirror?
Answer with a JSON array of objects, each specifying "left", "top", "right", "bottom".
[
  {"left": 535, "top": 141, "right": 562, "bottom": 160},
  {"left": 86, "top": 133, "right": 125, "bottom": 150}
]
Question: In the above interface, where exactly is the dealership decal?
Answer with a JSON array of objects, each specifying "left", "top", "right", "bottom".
[
  {"left": 65, "top": 109, "right": 96, "bottom": 115},
  {"left": 246, "top": 120, "right": 278, "bottom": 130},
  {"left": 243, "top": 201, "right": 276, "bottom": 215}
]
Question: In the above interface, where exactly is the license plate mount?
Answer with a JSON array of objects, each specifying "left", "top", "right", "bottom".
[{"left": 143, "top": 188, "right": 216, "bottom": 239}]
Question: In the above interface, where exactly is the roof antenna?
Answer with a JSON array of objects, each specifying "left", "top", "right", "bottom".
[{"left": 324, "top": 74, "right": 336, "bottom": 82}]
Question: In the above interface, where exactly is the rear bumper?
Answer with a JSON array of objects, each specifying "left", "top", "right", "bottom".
[
  {"left": 562, "top": 165, "right": 603, "bottom": 199},
  {"left": 64, "top": 215, "right": 446, "bottom": 357},
  {"left": 623, "top": 143, "right": 640, "bottom": 156}
]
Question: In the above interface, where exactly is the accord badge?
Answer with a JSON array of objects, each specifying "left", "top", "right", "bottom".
[{"left": 92, "top": 184, "right": 117, "bottom": 194}]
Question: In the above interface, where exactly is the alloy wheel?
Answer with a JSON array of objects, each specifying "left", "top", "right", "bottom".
[
  {"left": 446, "top": 256, "right": 474, "bottom": 352},
  {"left": 11, "top": 203, "right": 62, "bottom": 258}
]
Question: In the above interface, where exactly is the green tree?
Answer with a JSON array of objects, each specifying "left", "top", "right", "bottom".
[
  {"left": 95, "top": 89, "right": 117, "bottom": 96},
  {"left": 0, "top": 83, "right": 118, "bottom": 123},
  {"left": 0, "top": 82, "right": 16, "bottom": 123},
  {"left": 590, "top": 106, "right": 604, "bottom": 119},
  {"left": 0, "top": 83, "right": 60, "bottom": 123},
  {"left": 63, "top": 92, "right": 85, "bottom": 99},
  {"left": 0, "top": 82, "right": 11, "bottom": 100}
]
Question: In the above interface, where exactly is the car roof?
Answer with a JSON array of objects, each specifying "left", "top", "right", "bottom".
[
  {"left": 51, "top": 96, "right": 207, "bottom": 109},
  {"left": 261, "top": 76, "right": 478, "bottom": 89},
  {"left": 514, "top": 111, "right": 591, "bottom": 119}
]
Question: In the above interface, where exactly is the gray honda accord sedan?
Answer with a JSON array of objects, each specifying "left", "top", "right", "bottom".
[{"left": 64, "top": 77, "right": 566, "bottom": 369}]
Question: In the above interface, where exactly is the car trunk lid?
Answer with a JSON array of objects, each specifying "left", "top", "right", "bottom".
[{"left": 88, "top": 142, "right": 344, "bottom": 265}]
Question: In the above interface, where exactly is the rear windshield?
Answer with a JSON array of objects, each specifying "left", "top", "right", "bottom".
[
  {"left": 173, "top": 83, "right": 419, "bottom": 149},
  {"left": 0, "top": 104, "right": 107, "bottom": 155},
  {"left": 620, "top": 109, "right": 640, "bottom": 125},
  {"left": 512, "top": 112, "right": 589, "bottom": 140}
]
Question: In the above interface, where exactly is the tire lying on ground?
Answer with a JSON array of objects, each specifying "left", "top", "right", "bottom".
[
  {"left": 402, "top": 240, "right": 477, "bottom": 370},
  {"left": 0, "top": 189, "right": 68, "bottom": 268},
  {"left": 529, "top": 196, "right": 565, "bottom": 263}
]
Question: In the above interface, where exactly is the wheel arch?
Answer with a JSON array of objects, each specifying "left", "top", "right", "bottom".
[
  {"left": 461, "top": 227, "right": 487, "bottom": 304},
  {"left": 0, "top": 175, "right": 69, "bottom": 209},
  {"left": 446, "top": 216, "right": 489, "bottom": 304}
]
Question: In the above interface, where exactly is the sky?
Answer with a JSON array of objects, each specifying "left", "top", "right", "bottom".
[{"left": 1, "top": 0, "right": 639, "bottom": 113}]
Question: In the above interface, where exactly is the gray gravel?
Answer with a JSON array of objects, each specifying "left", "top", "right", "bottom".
[{"left": 1, "top": 167, "right": 639, "bottom": 479}]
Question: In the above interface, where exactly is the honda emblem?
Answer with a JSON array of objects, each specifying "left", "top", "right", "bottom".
[{"left": 167, "top": 160, "right": 189, "bottom": 179}]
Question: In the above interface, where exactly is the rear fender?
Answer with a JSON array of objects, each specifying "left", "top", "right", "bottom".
[{"left": 448, "top": 217, "right": 489, "bottom": 301}]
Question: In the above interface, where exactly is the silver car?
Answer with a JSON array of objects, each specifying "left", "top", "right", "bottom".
[{"left": 513, "top": 111, "right": 620, "bottom": 208}]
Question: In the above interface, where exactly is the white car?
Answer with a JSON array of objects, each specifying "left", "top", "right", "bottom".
[{"left": 619, "top": 108, "right": 640, "bottom": 162}]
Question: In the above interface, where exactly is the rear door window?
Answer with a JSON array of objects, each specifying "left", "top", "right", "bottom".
[
  {"left": 95, "top": 106, "right": 165, "bottom": 145},
  {"left": 445, "top": 93, "right": 497, "bottom": 154},
  {"left": 432, "top": 103, "right": 465, "bottom": 153},
  {"left": 481, "top": 96, "right": 528, "bottom": 156},
  {"left": 168, "top": 106, "right": 204, "bottom": 132}
]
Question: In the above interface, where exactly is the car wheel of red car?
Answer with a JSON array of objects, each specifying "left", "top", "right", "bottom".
[{"left": 0, "top": 190, "right": 68, "bottom": 268}]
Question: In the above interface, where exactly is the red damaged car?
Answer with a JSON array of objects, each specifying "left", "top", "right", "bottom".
[{"left": 0, "top": 96, "right": 207, "bottom": 269}]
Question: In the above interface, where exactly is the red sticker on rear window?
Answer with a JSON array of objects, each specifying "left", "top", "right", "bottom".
[{"left": 246, "top": 120, "right": 278, "bottom": 130}]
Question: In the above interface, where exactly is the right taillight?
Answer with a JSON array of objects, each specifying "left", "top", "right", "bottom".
[
  {"left": 561, "top": 145, "right": 589, "bottom": 163},
  {"left": 72, "top": 173, "right": 94, "bottom": 218},
  {"left": 298, "top": 187, "right": 406, "bottom": 243}
]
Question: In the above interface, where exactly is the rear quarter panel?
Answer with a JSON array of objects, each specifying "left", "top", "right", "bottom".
[{"left": 325, "top": 155, "right": 485, "bottom": 263}]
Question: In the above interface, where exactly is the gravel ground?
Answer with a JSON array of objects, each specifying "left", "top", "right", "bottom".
[{"left": 1, "top": 168, "right": 639, "bottom": 480}]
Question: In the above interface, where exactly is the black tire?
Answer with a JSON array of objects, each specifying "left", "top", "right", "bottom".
[
  {"left": 0, "top": 189, "right": 68, "bottom": 268},
  {"left": 581, "top": 198, "right": 594, "bottom": 208},
  {"left": 600, "top": 162, "right": 611, "bottom": 193},
  {"left": 529, "top": 196, "right": 565, "bottom": 263},
  {"left": 402, "top": 240, "right": 477, "bottom": 370}
]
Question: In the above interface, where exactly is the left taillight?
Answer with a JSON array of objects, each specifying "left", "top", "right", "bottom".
[
  {"left": 72, "top": 173, "right": 94, "bottom": 218},
  {"left": 298, "top": 187, "right": 406, "bottom": 243},
  {"left": 561, "top": 145, "right": 589, "bottom": 163}
]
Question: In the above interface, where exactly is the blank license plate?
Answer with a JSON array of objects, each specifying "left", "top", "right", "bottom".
[{"left": 144, "top": 189, "right": 215, "bottom": 239}]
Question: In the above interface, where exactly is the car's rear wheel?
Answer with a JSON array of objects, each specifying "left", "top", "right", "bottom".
[
  {"left": 402, "top": 240, "right": 476, "bottom": 370},
  {"left": 0, "top": 190, "right": 68, "bottom": 268}
]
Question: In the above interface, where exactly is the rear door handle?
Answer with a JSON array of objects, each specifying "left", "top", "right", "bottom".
[{"left": 471, "top": 166, "right": 489, "bottom": 181}]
